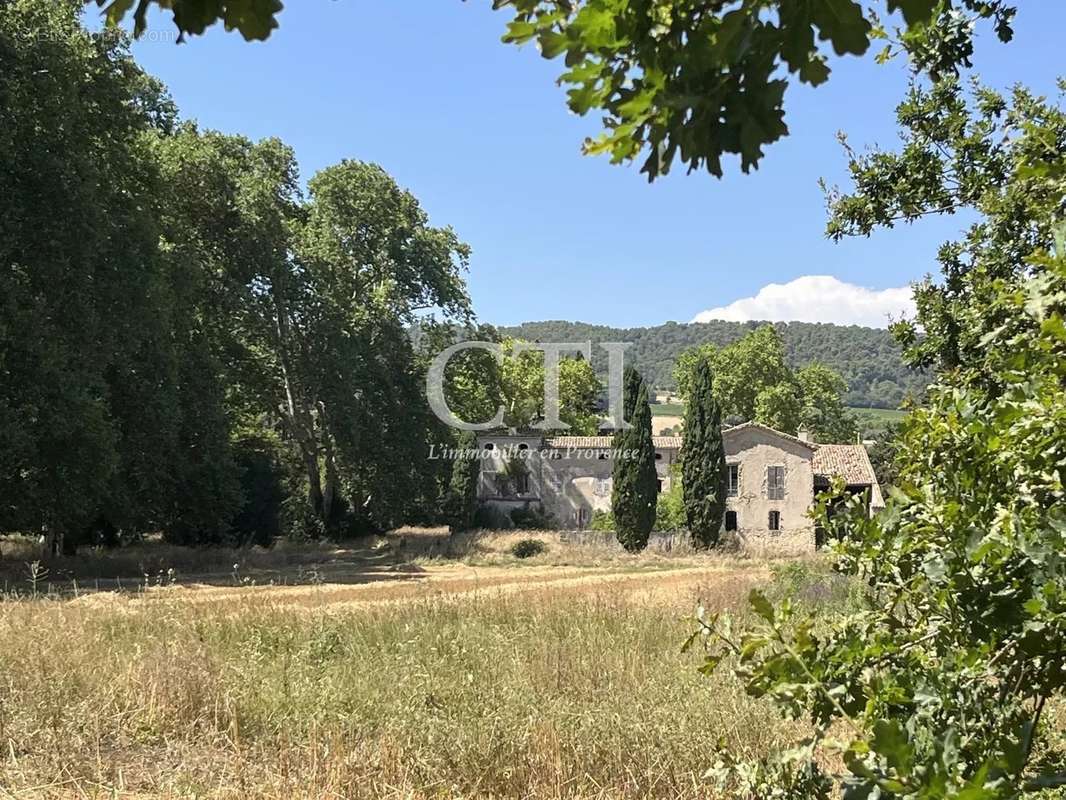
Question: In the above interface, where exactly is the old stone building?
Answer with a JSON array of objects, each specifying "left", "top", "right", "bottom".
[{"left": 475, "top": 422, "right": 883, "bottom": 553}]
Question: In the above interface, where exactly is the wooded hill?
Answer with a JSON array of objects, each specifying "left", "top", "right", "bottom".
[{"left": 497, "top": 320, "right": 926, "bottom": 409}]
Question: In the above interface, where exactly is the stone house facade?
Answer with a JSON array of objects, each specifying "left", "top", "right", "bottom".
[{"left": 475, "top": 422, "right": 883, "bottom": 554}]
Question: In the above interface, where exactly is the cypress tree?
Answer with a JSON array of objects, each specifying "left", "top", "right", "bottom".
[
  {"left": 446, "top": 431, "right": 481, "bottom": 533},
  {"left": 611, "top": 367, "right": 657, "bottom": 552},
  {"left": 682, "top": 358, "right": 727, "bottom": 548}
]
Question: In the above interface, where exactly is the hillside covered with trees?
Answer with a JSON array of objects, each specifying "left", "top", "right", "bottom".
[{"left": 499, "top": 320, "right": 925, "bottom": 408}]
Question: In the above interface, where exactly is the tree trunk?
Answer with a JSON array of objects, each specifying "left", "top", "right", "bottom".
[{"left": 270, "top": 279, "right": 324, "bottom": 517}]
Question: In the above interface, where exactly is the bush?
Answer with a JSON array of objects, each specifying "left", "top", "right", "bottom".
[
  {"left": 589, "top": 509, "right": 615, "bottom": 531},
  {"left": 509, "top": 505, "right": 552, "bottom": 529},
  {"left": 654, "top": 467, "right": 686, "bottom": 531},
  {"left": 510, "top": 538, "right": 547, "bottom": 559},
  {"left": 230, "top": 436, "right": 287, "bottom": 547},
  {"left": 473, "top": 505, "right": 512, "bottom": 530}
]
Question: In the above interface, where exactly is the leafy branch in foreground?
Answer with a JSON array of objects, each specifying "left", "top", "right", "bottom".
[
  {"left": 689, "top": 82, "right": 1066, "bottom": 799},
  {"left": 495, "top": 0, "right": 1015, "bottom": 180},
  {"left": 88, "top": 0, "right": 1018, "bottom": 180}
]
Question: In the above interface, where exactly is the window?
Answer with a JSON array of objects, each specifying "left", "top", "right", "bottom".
[
  {"left": 767, "top": 466, "right": 785, "bottom": 500},
  {"left": 655, "top": 452, "right": 663, "bottom": 460},
  {"left": 656, "top": 479, "right": 663, "bottom": 493},
  {"left": 515, "top": 473, "right": 530, "bottom": 494},
  {"left": 725, "top": 511, "right": 738, "bottom": 531},
  {"left": 597, "top": 451, "right": 608, "bottom": 460},
  {"left": 768, "top": 510, "right": 781, "bottom": 531},
  {"left": 727, "top": 464, "right": 739, "bottom": 496},
  {"left": 483, "top": 442, "right": 494, "bottom": 451},
  {"left": 517, "top": 443, "right": 528, "bottom": 451}
]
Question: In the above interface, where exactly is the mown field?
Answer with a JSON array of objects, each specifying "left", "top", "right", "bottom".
[
  {"left": 0, "top": 532, "right": 843, "bottom": 799},
  {"left": 649, "top": 403, "right": 685, "bottom": 417},
  {"left": 848, "top": 406, "right": 906, "bottom": 435}
]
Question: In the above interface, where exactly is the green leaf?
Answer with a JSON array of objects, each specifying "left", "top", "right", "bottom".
[
  {"left": 799, "top": 57, "right": 831, "bottom": 86},
  {"left": 749, "top": 589, "right": 776, "bottom": 623},
  {"left": 871, "top": 719, "right": 914, "bottom": 773},
  {"left": 885, "top": 0, "right": 938, "bottom": 27},
  {"left": 813, "top": 0, "right": 873, "bottom": 56}
]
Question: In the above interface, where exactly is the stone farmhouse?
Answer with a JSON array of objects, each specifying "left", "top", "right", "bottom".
[{"left": 476, "top": 422, "right": 884, "bottom": 553}]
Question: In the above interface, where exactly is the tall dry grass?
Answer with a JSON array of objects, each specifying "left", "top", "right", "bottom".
[{"left": 0, "top": 570, "right": 810, "bottom": 798}]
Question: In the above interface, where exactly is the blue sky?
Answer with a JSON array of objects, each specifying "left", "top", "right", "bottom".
[{"left": 114, "top": 2, "right": 1063, "bottom": 328}]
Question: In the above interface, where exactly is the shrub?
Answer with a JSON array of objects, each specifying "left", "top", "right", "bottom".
[
  {"left": 445, "top": 432, "right": 480, "bottom": 533},
  {"left": 589, "top": 509, "right": 615, "bottom": 531},
  {"left": 473, "top": 505, "right": 512, "bottom": 530},
  {"left": 230, "top": 435, "right": 287, "bottom": 547},
  {"left": 654, "top": 466, "right": 686, "bottom": 531},
  {"left": 509, "top": 505, "right": 552, "bottom": 529},
  {"left": 510, "top": 538, "right": 547, "bottom": 559}
]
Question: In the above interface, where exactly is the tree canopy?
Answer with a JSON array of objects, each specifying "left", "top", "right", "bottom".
[
  {"left": 1, "top": 0, "right": 478, "bottom": 548},
  {"left": 674, "top": 325, "right": 858, "bottom": 441}
]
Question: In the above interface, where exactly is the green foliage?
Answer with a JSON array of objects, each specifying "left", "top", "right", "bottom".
[
  {"left": 230, "top": 435, "right": 287, "bottom": 548},
  {"left": 681, "top": 360, "right": 726, "bottom": 548},
  {"left": 589, "top": 509, "right": 615, "bottom": 532},
  {"left": 499, "top": 339, "right": 601, "bottom": 433},
  {"left": 91, "top": 0, "right": 283, "bottom": 40},
  {"left": 693, "top": 79, "right": 1066, "bottom": 799},
  {"left": 163, "top": 330, "right": 241, "bottom": 547},
  {"left": 795, "top": 363, "right": 860, "bottom": 443},
  {"left": 444, "top": 432, "right": 481, "bottom": 534},
  {"left": 828, "top": 78, "right": 1065, "bottom": 376},
  {"left": 495, "top": 0, "right": 1015, "bottom": 180},
  {"left": 510, "top": 537, "right": 547, "bottom": 558},
  {"left": 473, "top": 505, "right": 513, "bottom": 530},
  {"left": 866, "top": 423, "right": 902, "bottom": 489},
  {"left": 509, "top": 505, "right": 552, "bottom": 530},
  {"left": 654, "top": 467, "right": 685, "bottom": 532},
  {"left": 2, "top": 2, "right": 484, "bottom": 551},
  {"left": 675, "top": 326, "right": 858, "bottom": 442},
  {"left": 851, "top": 406, "right": 908, "bottom": 438},
  {"left": 0, "top": 0, "right": 244, "bottom": 553},
  {"left": 611, "top": 367, "right": 657, "bottom": 552},
  {"left": 501, "top": 319, "right": 925, "bottom": 410}
]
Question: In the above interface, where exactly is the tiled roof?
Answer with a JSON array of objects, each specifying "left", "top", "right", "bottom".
[
  {"left": 653, "top": 436, "right": 683, "bottom": 449},
  {"left": 545, "top": 436, "right": 612, "bottom": 449},
  {"left": 812, "top": 444, "right": 878, "bottom": 487},
  {"left": 545, "top": 436, "right": 682, "bottom": 449}
]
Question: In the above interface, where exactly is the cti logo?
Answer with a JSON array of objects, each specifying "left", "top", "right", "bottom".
[{"left": 426, "top": 341, "right": 634, "bottom": 432}]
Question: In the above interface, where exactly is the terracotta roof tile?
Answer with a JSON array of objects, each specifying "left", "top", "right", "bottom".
[
  {"left": 545, "top": 436, "right": 682, "bottom": 449},
  {"left": 812, "top": 444, "right": 878, "bottom": 487}
]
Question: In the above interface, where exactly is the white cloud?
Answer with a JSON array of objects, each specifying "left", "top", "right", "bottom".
[{"left": 691, "top": 275, "right": 916, "bottom": 328}]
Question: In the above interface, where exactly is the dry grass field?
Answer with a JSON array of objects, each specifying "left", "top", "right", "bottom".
[{"left": 0, "top": 531, "right": 843, "bottom": 799}]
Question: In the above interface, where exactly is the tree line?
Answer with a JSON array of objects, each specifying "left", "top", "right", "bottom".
[
  {"left": 499, "top": 319, "right": 926, "bottom": 409},
  {"left": 1, "top": 1, "right": 489, "bottom": 553}
]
